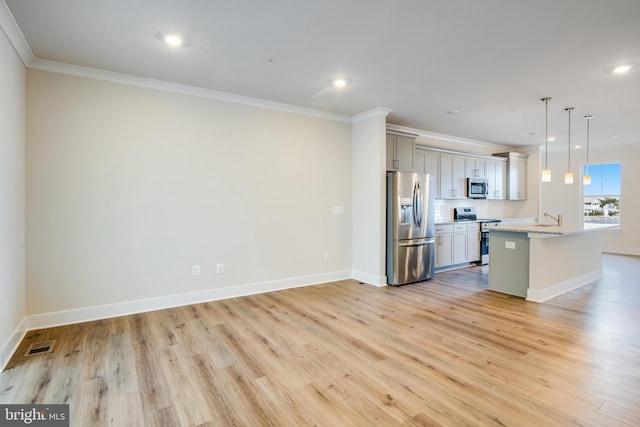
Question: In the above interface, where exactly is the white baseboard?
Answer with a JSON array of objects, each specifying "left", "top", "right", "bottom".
[
  {"left": 526, "top": 269, "right": 602, "bottom": 303},
  {"left": 351, "top": 270, "right": 387, "bottom": 287},
  {"left": 0, "top": 317, "right": 28, "bottom": 371},
  {"left": 25, "top": 270, "right": 351, "bottom": 332}
]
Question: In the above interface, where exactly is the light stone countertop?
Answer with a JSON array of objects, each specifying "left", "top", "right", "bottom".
[{"left": 489, "top": 222, "right": 618, "bottom": 237}]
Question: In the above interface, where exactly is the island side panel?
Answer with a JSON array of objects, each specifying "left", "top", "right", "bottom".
[
  {"left": 527, "top": 232, "right": 603, "bottom": 302},
  {"left": 488, "top": 230, "right": 530, "bottom": 297}
]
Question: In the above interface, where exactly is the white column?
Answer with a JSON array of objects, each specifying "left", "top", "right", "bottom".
[{"left": 351, "top": 108, "right": 392, "bottom": 286}]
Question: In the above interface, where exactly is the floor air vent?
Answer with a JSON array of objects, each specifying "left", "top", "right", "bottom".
[{"left": 25, "top": 340, "right": 55, "bottom": 356}]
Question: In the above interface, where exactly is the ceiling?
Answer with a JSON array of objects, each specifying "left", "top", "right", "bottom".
[{"left": 3, "top": 0, "right": 640, "bottom": 152}]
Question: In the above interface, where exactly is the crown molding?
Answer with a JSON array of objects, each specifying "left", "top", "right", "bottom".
[
  {"left": 31, "top": 59, "right": 354, "bottom": 123},
  {"left": 351, "top": 107, "right": 393, "bottom": 123},
  {"left": 0, "top": 0, "right": 35, "bottom": 66},
  {"left": 386, "top": 123, "right": 514, "bottom": 152}
]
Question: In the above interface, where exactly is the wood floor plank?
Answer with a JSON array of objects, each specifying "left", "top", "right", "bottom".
[{"left": 1, "top": 254, "right": 639, "bottom": 426}]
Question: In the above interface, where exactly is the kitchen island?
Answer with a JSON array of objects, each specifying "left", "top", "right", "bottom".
[{"left": 488, "top": 222, "right": 617, "bottom": 302}]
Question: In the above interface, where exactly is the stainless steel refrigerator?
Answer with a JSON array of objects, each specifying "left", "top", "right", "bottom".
[{"left": 386, "top": 171, "right": 435, "bottom": 285}]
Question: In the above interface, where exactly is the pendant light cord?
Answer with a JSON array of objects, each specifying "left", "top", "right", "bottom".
[
  {"left": 542, "top": 97, "right": 551, "bottom": 169},
  {"left": 566, "top": 107, "right": 574, "bottom": 171},
  {"left": 585, "top": 115, "right": 593, "bottom": 175}
]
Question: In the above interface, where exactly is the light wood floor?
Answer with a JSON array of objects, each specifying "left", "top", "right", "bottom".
[{"left": 1, "top": 254, "right": 639, "bottom": 426}]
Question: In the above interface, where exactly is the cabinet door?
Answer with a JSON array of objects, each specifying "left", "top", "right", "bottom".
[
  {"left": 386, "top": 134, "right": 415, "bottom": 172},
  {"left": 507, "top": 156, "right": 527, "bottom": 200},
  {"left": 440, "top": 153, "right": 454, "bottom": 199},
  {"left": 413, "top": 150, "right": 426, "bottom": 174},
  {"left": 467, "top": 157, "right": 487, "bottom": 178},
  {"left": 424, "top": 150, "right": 440, "bottom": 199},
  {"left": 515, "top": 156, "right": 527, "bottom": 199},
  {"left": 440, "top": 153, "right": 466, "bottom": 199},
  {"left": 386, "top": 135, "right": 396, "bottom": 171},
  {"left": 487, "top": 159, "right": 506, "bottom": 200},
  {"left": 395, "top": 135, "right": 415, "bottom": 172},
  {"left": 452, "top": 155, "right": 467, "bottom": 199},
  {"left": 453, "top": 231, "right": 468, "bottom": 264},
  {"left": 435, "top": 233, "right": 453, "bottom": 267},
  {"left": 467, "top": 230, "right": 480, "bottom": 262}
]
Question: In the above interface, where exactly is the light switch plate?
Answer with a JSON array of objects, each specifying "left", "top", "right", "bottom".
[{"left": 505, "top": 241, "right": 516, "bottom": 249}]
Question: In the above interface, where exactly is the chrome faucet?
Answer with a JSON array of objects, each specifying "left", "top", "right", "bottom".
[{"left": 544, "top": 212, "right": 562, "bottom": 226}]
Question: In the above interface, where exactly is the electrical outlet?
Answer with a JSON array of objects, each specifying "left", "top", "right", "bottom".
[
  {"left": 216, "top": 263, "right": 224, "bottom": 274},
  {"left": 324, "top": 253, "right": 330, "bottom": 261},
  {"left": 192, "top": 265, "right": 201, "bottom": 276}
]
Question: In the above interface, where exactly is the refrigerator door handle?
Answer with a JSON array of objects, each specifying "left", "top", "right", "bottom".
[
  {"left": 398, "top": 238, "right": 435, "bottom": 247},
  {"left": 412, "top": 181, "right": 423, "bottom": 230}
]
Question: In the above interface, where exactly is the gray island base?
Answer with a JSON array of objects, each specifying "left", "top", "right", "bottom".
[{"left": 488, "top": 223, "right": 615, "bottom": 302}]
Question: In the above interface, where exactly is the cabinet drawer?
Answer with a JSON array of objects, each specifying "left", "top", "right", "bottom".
[
  {"left": 453, "top": 223, "right": 468, "bottom": 232},
  {"left": 467, "top": 222, "right": 480, "bottom": 231},
  {"left": 435, "top": 224, "right": 453, "bottom": 234}
]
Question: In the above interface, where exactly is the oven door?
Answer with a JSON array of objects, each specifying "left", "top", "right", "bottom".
[{"left": 480, "top": 231, "right": 490, "bottom": 264}]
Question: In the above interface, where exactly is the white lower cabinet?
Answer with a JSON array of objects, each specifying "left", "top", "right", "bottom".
[
  {"left": 467, "top": 223, "right": 480, "bottom": 262},
  {"left": 453, "top": 224, "right": 468, "bottom": 265},
  {"left": 436, "top": 222, "right": 480, "bottom": 268},
  {"left": 435, "top": 224, "right": 453, "bottom": 268}
]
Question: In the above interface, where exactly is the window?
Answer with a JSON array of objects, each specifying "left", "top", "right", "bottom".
[{"left": 583, "top": 163, "right": 620, "bottom": 224}]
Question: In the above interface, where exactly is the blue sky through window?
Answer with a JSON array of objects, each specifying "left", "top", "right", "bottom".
[{"left": 583, "top": 163, "right": 621, "bottom": 196}]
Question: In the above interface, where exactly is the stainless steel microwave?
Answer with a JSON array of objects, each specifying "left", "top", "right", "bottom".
[{"left": 467, "top": 178, "right": 488, "bottom": 198}]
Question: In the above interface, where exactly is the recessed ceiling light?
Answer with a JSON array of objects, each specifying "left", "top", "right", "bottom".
[
  {"left": 574, "top": 145, "right": 581, "bottom": 149},
  {"left": 156, "top": 32, "right": 189, "bottom": 47},
  {"left": 332, "top": 78, "right": 348, "bottom": 88},
  {"left": 164, "top": 33, "right": 184, "bottom": 47},
  {"left": 547, "top": 137, "right": 556, "bottom": 142},
  {"left": 613, "top": 65, "right": 632, "bottom": 74}
]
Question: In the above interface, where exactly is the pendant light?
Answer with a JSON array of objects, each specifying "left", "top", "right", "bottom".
[
  {"left": 564, "top": 107, "right": 574, "bottom": 184},
  {"left": 541, "top": 97, "right": 552, "bottom": 182},
  {"left": 583, "top": 115, "right": 593, "bottom": 185}
]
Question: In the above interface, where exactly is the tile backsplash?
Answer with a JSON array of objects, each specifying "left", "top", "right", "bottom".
[{"left": 433, "top": 198, "right": 538, "bottom": 223}]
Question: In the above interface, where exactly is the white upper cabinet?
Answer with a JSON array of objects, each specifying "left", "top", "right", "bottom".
[
  {"left": 413, "top": 150, "right": 426, "bottom": 174},
  {"left": 466, "top": 157, "right": 487, "bottom": 178},
  {"left": 440, "top": 153, "right": 467, "bottom": 199},
  {"left": 415, "top": 149, "right": 441, "bottom": 199},
  {"left": 486, "top": 158, "right": 506, "bottom": 200},
  {"left": 386, "top": 133, "right": 415, "bottom": 172},
  {"left": 494, "top": 152, "right": 528, "bottom": 200}
]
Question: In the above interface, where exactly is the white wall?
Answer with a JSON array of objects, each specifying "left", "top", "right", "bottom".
[
  {"left": 25, "top": 70, "right": 353, "bottom": 318},
  {"left": 540, "top": 145, "right": 640, "bottom": 255},
  {"left": 0, "top": 28, "right": 26, "bottom": 368}
]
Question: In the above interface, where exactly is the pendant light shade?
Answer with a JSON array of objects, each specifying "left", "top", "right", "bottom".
[
  {"left": 541, "top": 97, "right": 552, "bottom": 182},
  {"left": 564, "top": 172, "right": 574, "bottom": 184},
  {"left": 564, "top": 107, "right": 574, "bottom": 185},
  {"left": 583, "top": 115, "right": 593, "bottom": 185}
]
